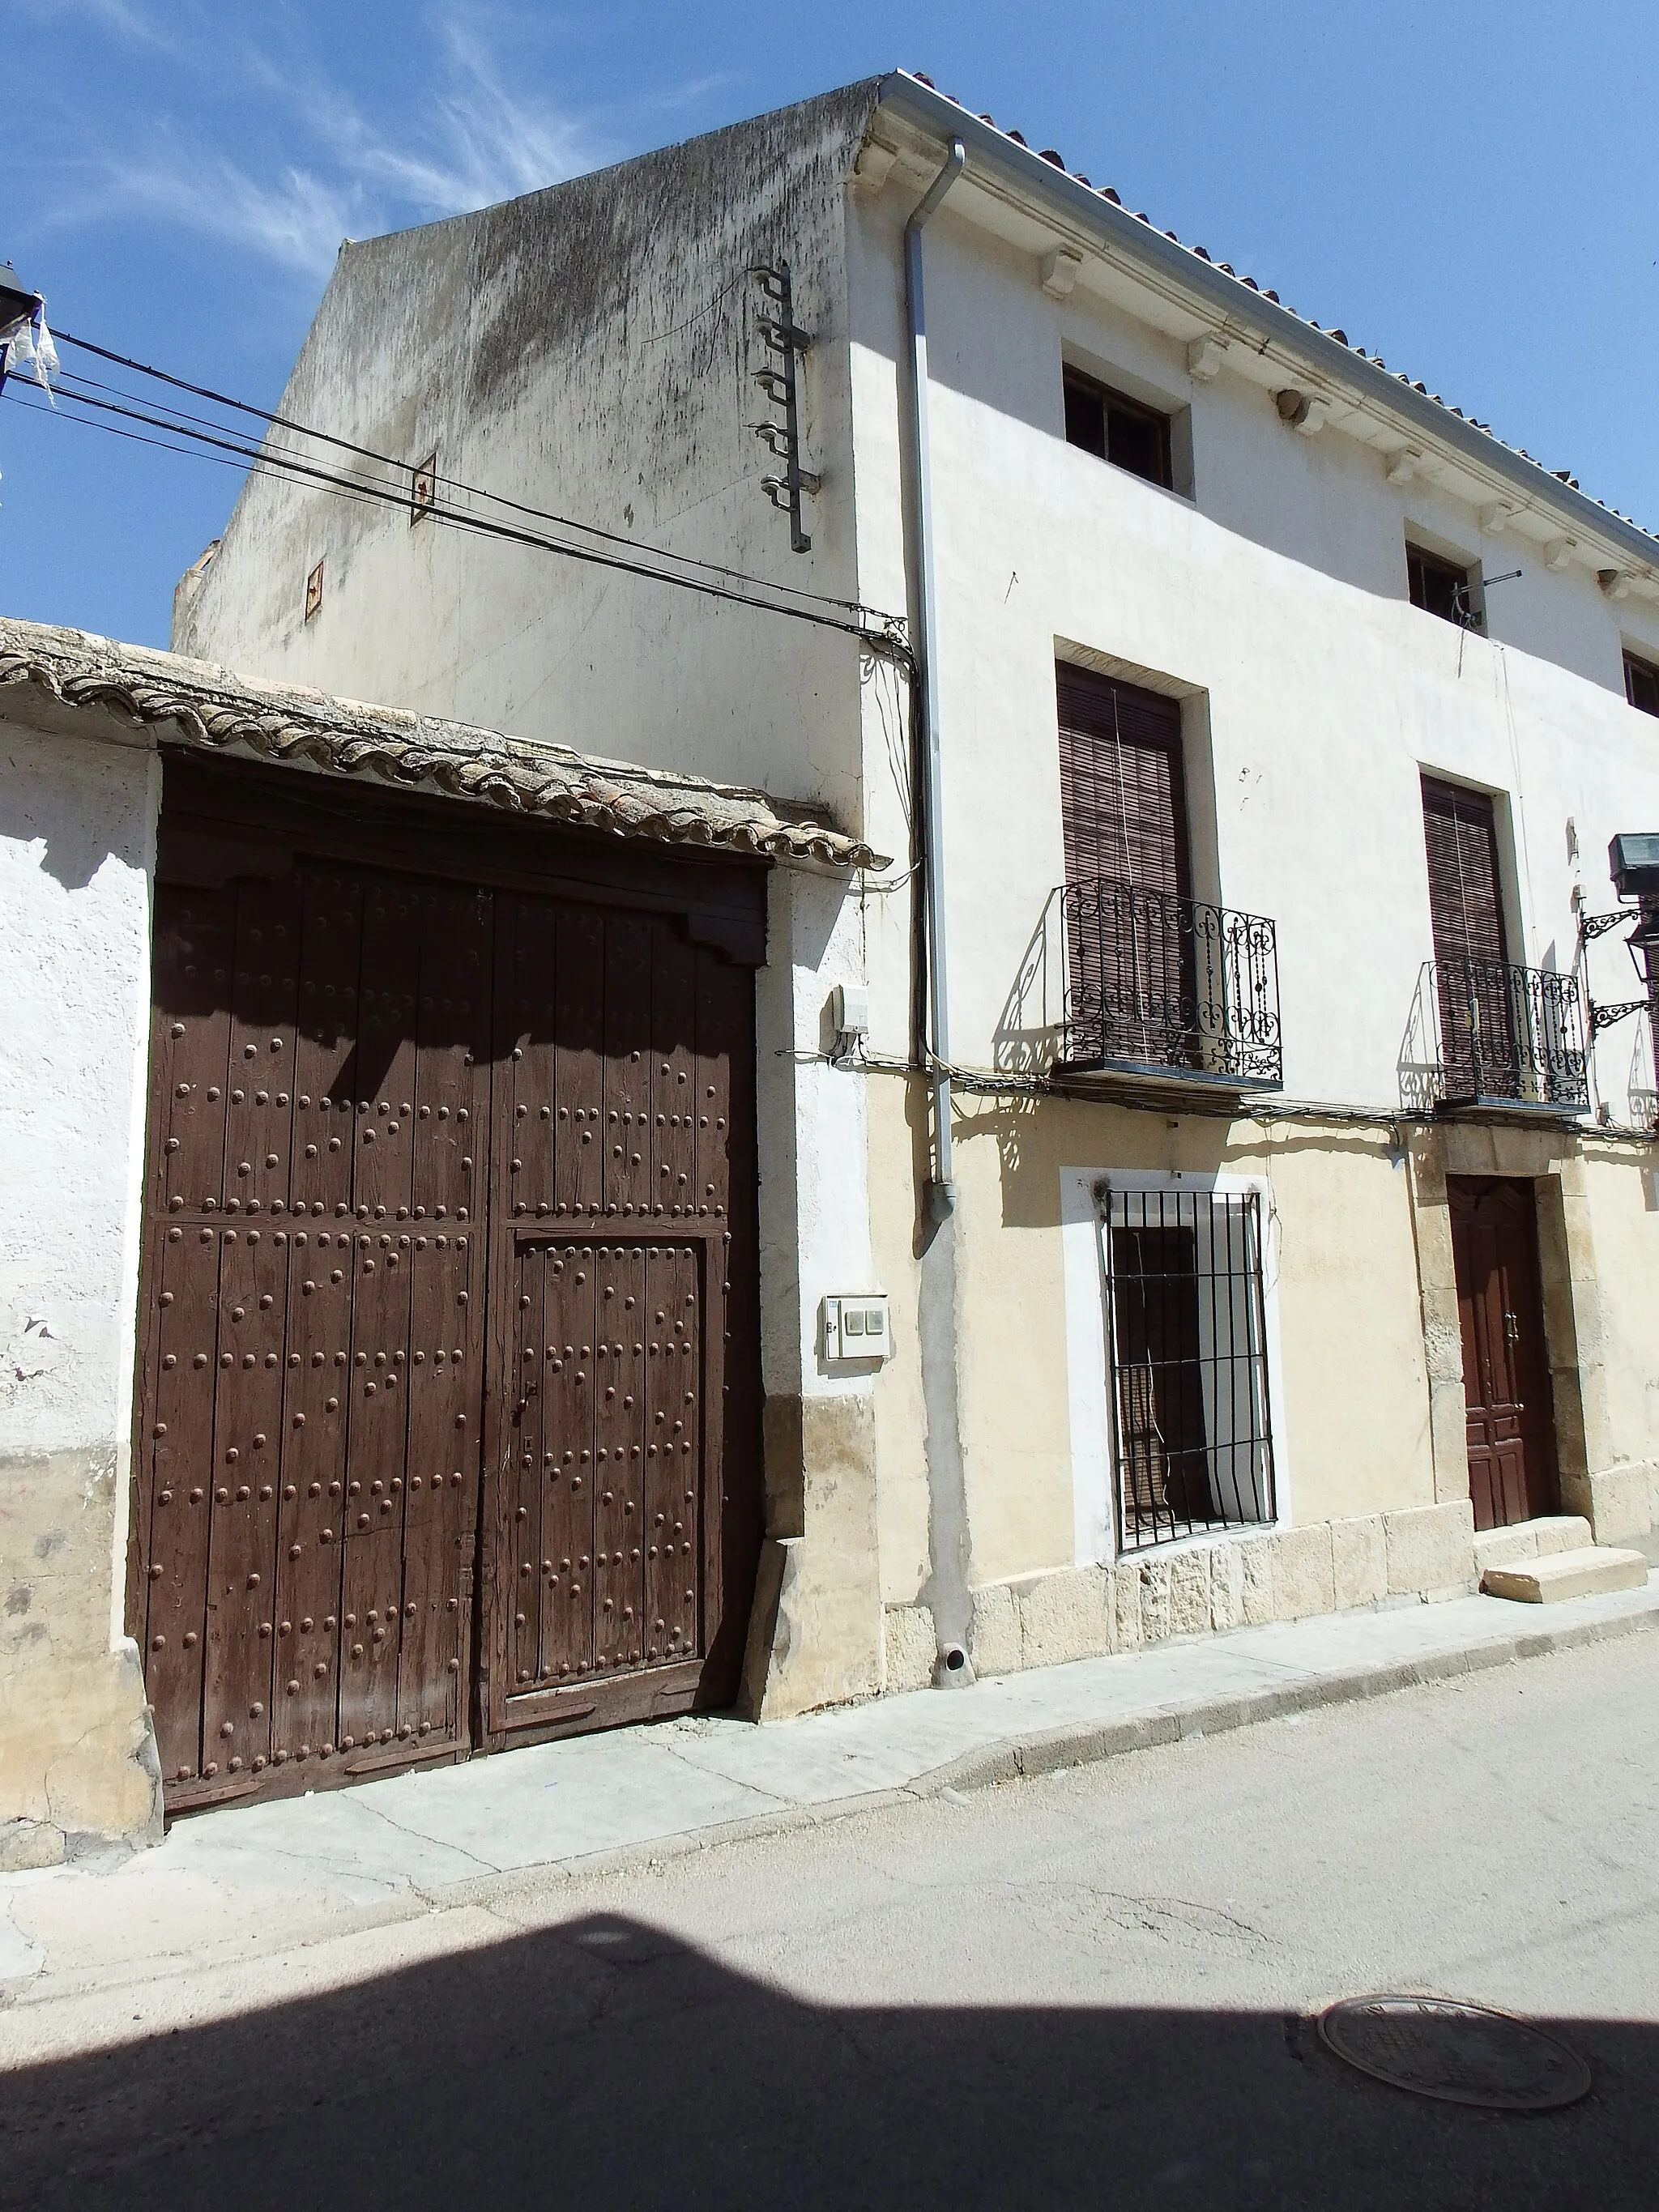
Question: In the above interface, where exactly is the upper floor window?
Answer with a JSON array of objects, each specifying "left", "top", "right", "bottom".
[
  {"left": 1625, "top": 649, "right": 1659, "bottom": 718},
  {"left": 1408, "top": 544, "right": 1482, "bottom": 632},
  {"left": 1064, "top": 368, "right": 1174, "bottom": 491}
]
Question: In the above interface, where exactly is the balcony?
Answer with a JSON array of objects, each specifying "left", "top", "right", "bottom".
[
  {"left": 1427, "top": 957, "right": 1589, "bottom": 1112},
  {"left": 1056, "top": 876, "right": 1283, "bottom": 1089}
]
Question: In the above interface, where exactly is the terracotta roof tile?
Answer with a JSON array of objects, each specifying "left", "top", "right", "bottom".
[{"left": 0, "top": 618, "right": 885, "bottom": 871}]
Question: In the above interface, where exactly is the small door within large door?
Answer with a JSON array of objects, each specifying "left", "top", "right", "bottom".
[
  {"left": 484, "top": 893, "right": 753, "bottom": 1742},
  {"left": 1447, "top": 1177, "right": 1559, "bottom": 1531}
]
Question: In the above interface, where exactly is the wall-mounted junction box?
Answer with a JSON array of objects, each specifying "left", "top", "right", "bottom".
[
  {"left": 821, "top": 1292, "right": 890, "bottom": 1362},
  {"left": 830, "top": 983, "right": 869, "bottom": 1039}
]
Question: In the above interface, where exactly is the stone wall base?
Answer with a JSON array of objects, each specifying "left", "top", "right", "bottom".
[
  {"left": 1581, "top": 1462, "right": 1659, "bottom": 1546},
  {"left": 885, "top": 1502, "right": 1478, "bottom": 1688},
  {"left": 0, "top": 1638, "right": 163, "bottom": 1870},
  {"left": 1, "top": 1448, "right": 164, "bottom": 1869}
]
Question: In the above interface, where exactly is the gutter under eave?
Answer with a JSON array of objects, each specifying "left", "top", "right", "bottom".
[{"left": 872, "top": 73, "right": 1659, "bottom": 586}]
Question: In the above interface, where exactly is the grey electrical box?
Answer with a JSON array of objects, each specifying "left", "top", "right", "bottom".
[
  {"left": 822, "top": 1292, "right": 890, "bottom": 1361},
  {"left": 830, "top": 983, "right": 869, "bottom": 1038}
]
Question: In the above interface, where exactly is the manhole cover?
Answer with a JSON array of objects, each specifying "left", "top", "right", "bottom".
[{"left": 1316, "top": 1996, "right": 1591, "bottom": 2111}]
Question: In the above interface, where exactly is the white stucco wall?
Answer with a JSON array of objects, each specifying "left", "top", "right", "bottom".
[
  {"left": 0, "top": 707, "right": 163, "bottom": 1859},
  {"left": 0, "top": 718, "right": 156, "bottom": 1466},
  {"left": 846, "top": 183, "right": 1659, "bottom": 1127}
]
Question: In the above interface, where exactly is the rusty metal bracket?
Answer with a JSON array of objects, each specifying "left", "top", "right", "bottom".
[{"left": 748, "top": 262, "right": 816, "bottom": 552}]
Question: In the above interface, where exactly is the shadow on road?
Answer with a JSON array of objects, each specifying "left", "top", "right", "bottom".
[{"left": 2, "top": 1911, "right": 1654, "bottom": 2209}]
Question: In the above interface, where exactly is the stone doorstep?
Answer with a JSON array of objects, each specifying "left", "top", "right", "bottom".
[
  {"left": 1473, "top": 1515, "right": 1593, "bottom": 1576},
  {"left": 1480, "top": 1547, "right": 1650, "bottom": 1605}
]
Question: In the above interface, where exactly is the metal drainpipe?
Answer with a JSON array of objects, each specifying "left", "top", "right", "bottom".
[
  {"left": 905, "top": 139, "right": 965, "bottom": 1217},
  {"left": 903, "top": 140, "right": 975, "bottom": 1688}
]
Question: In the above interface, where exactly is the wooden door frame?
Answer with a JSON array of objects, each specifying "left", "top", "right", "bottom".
[
  {"left": 1410, "top": 1132, "right": 1614, "bottom": 1528},
  {"left": 1446, "top": 1174, "right": 1561, "bottom": 1528}
]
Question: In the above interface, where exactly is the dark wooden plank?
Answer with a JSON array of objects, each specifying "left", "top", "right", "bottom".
[
  {"left": 338, "top": 879, "right": 420, "bottom": 1747},
  {"left": 290, "top": 869, "right": 364, "bottom": 1224},
  {"left": 538, "top": 1242, "right": 597, "bottom": 1683},
  {"left": 399, "top": 881, "right": 491, "bottom": 1744},
  {"left": 644, "top": 1244, "right": 699, "bottom": 1664},
  {"left": 271, "top": 1223, "right": 352, "bottom": 1771},
  {"left": 506, "top": 893, "right": 558, "bottom": 1225},
  {"left": 199, "top": 1225, "right": 288, "bottom": 1781},
  {"left": 505, "top": 1242, "right": 544, "bottom": 1692},
  {"left": 222, "top": 878, "right": 301, "bottom": 1221},
  {"left": 603, "top": 919, "right": 655, "bottom": 1220},
  {"left": 337, "top": 1531, "right": 404, "bottom": 1752},
  {"left": 141, "top": 1222, "right": 224, "bottom": 1782},
  {"left": 554, "top": 908, "right": 605, "bottom": 1218},
  {"left": 150, "top": 883, "right": 237, "bottom": 1217},
  {"left": 591, "top": 1242, "right": 647, "bottom": 1669},
  {"left": 652, "top": 925, "right": 699, "bottom": 1224}
]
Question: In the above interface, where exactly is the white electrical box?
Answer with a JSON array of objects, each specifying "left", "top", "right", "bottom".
[
  {"left": 830, "top": 983, "right": 869, "bottom": 1038},
  {"left": 822, "top": 1292, "right": 891, "bottom": 1362}
]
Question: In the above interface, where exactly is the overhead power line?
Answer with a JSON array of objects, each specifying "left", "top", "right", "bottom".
[{"left": 43, "top": 327, "right": 908, "bottom": 658}]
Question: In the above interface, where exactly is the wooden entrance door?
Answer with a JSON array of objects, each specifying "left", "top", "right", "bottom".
[
  {"left": 1447, "top": 1177, "right": 1559, "bottom": 1531},
  {"left": 130, "top": 762, "right": 761, "bottom": 1813},
  {"left": 133, "top": 865, "right": 492, "bottom": 1807},
  {"left": 483, "top": 894, "right": 755, "bottom": 1741}
]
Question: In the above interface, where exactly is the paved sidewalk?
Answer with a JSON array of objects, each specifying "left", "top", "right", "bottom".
[{"left": 3, "top": 1574, "right": 1655, "bottom": 2005}]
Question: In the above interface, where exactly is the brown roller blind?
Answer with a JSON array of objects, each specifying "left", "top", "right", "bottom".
[
  {"left": 1421, "top": 775, "right": 1508, "bottom": 969},
  {"left": 1056, "top": 665, "right": 1190, "bottom": 896}
]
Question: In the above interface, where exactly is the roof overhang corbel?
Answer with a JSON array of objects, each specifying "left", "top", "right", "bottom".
[{"left": 865, "top": 73, "right": 1659, "bottom": 603}]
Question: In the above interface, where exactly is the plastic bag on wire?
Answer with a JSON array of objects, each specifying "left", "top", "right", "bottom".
[{"left": 0, "top": 302, "right": 58, "bottom": 400}]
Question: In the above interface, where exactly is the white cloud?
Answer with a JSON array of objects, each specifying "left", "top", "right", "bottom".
[{"left": 21, "top": 4, "right": 619, "bottom": 279}]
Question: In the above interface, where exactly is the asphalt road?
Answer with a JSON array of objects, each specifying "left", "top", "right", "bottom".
[{"left": 3, "top": 1631, "right": 1658, "bottom": 2210}]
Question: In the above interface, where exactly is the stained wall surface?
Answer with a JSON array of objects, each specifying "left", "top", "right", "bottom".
[{"left": 0, "top": 707, "right": 164, "bottom": 1863}]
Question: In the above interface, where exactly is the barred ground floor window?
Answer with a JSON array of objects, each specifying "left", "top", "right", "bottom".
[{"left": 1100, "top": 1184, "right": 1277, "bottom": 1552}]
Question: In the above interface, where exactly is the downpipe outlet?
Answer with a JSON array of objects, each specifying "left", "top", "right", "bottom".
[{"left": 933, "top": 1643, "right": 975, "bottom": 1689}]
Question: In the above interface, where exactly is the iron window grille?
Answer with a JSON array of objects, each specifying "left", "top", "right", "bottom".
[
  {"left": 1429, "top": 957, "right": 1589, "bottom": 1110},
  {"left": 1060, "top": 875, "right": 1282, "bottom": 1087},
  {"left": 1102, "top": 1186, "right": 1277, "bottom": 1554}
]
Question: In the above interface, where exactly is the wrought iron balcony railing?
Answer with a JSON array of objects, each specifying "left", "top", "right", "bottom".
[
  {"left": 1058, "top": 876, "right": 1283, "bottom": 1088},
  {"left": 1429, "top": 957, "right": 1589, "bottom": 1110}
]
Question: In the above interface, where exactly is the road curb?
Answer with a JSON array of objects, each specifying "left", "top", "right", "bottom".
[
  {"left": 915, "top": 1596, "right": 1659, "bottom": 1799},
  {"left": 438, "top": 1595, "right": 1659, "bottom": 1912}
]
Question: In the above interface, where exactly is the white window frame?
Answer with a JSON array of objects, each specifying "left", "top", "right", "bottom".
[{"left": 1060, "top": 1165, "right": 1293, "bottom": 1565}]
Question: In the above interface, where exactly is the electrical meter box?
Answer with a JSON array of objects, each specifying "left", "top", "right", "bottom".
[{"left": 821, "top": 1292, "right": 891, "bottom": 1362}]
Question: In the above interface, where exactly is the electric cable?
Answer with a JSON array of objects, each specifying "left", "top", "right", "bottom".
[
  {"left": 5, "top": 375, "right": 909, "bottom": 656},
  {"left": 49, "top": 326, "right": 888, "bottom": 629}
]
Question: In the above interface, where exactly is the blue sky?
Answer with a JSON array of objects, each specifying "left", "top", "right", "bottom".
[{"left": 3, "top": 0, "right": 1655, "bottom": 648}]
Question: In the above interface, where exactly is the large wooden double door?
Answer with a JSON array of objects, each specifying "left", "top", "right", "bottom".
[
  {"left": 130, "top": 761, "right": 760, "bottom": 1813},
  {"left": 1447, "top": 1176, "right": 1559, "bottom": 1532}
]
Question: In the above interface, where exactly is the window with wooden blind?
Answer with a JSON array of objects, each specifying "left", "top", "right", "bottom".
[
  {"left": 1422, "top": 774, "right": 1516, "bottom": 1099},
  {"left": 1057, "top": 664, "right": 1195, "bottom": 1068},
  {"left": 1625, "top": 650, "right": 1659, "bottom": 718},
  {"left": 1057, "top": 665, "right": 1190, "bottom": 898}
]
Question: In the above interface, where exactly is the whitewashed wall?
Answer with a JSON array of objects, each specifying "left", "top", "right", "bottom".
[
  {"left": 847, "top": 186, "right": 1659, "bottom": 1126},
  {"left": 0, "top": 706, "right": 163, "bottom": 1860}
]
